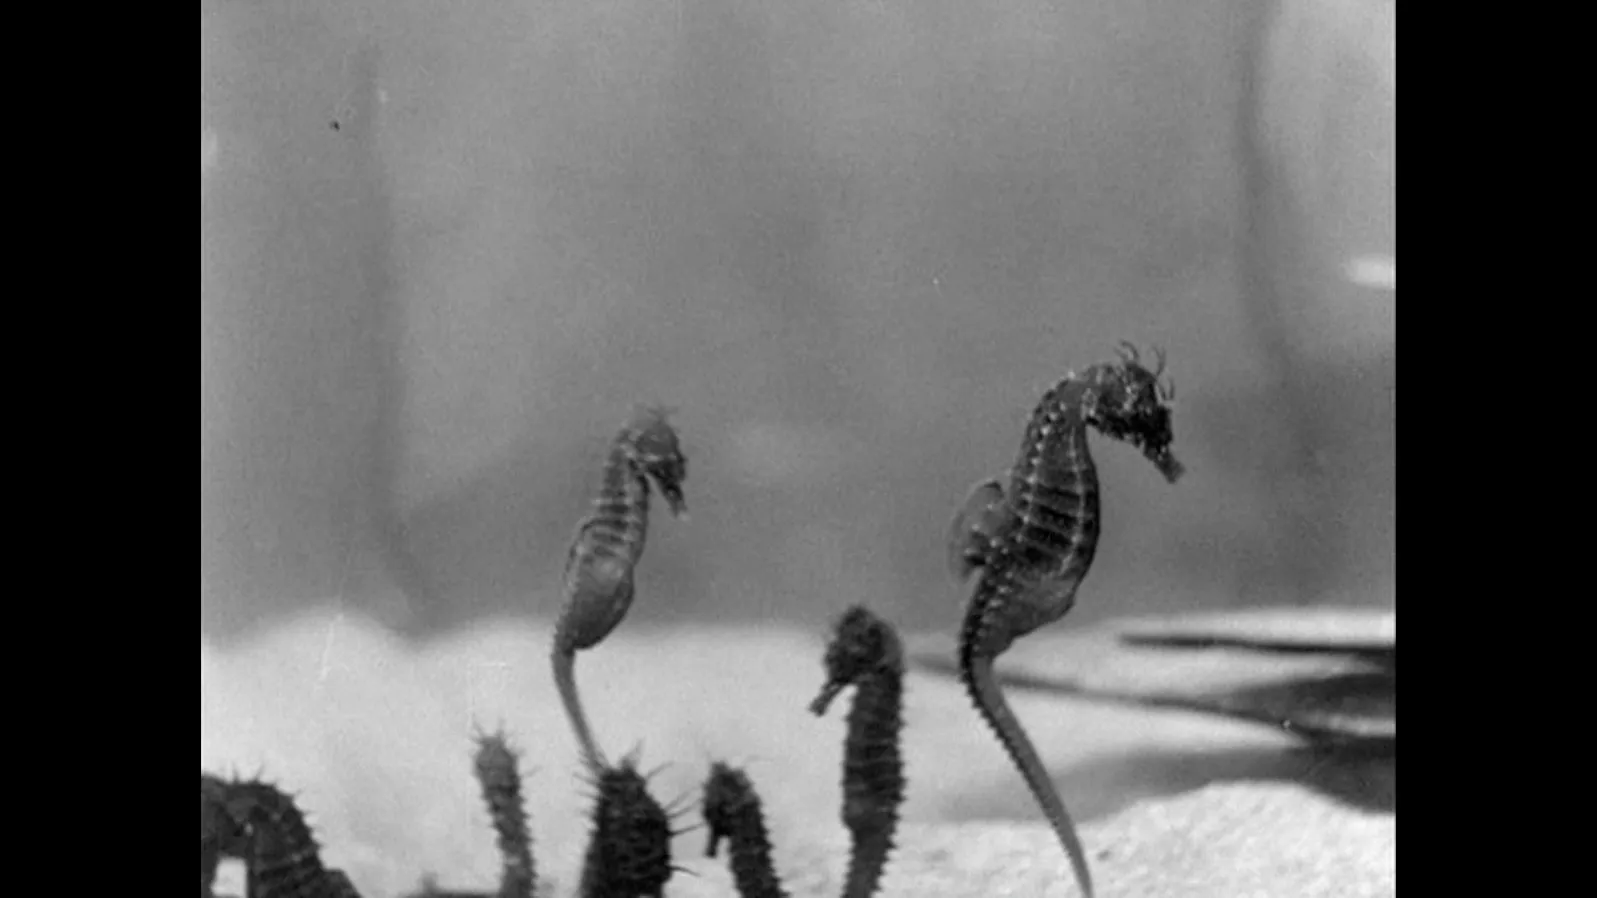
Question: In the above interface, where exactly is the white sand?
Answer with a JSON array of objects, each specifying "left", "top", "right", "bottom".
[{"left": 202, "top": 611, "right": 1394, "bottom": 897}]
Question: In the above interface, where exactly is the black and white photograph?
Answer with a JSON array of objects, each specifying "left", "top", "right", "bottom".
[{"left": 201, "top": 2, "right": 1395, "bottom": 894}]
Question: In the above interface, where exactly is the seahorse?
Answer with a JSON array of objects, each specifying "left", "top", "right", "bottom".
[
  {"left": 217, "top": 777, "right": 364, "bottom": 898},
  {"left": 810, "top": 605, "right": 906, "bottom": 898},
  {"left": 953, "top": 343, "right": 1183, "bottom": 898},
  {"left": 472, "top": 730, "right": 536, "bottom": 898},
  {"left": 552, "top": 405, "right": 688, "bottom": 774},
  {"left": 702, "top": 761, "right": 789, "bottom": 898},
  {"left": 576, "top": 754, "right": 676, "bottom": 898},
  {"left": 202, "top": 773, "right": 249, "bottom": 898}
]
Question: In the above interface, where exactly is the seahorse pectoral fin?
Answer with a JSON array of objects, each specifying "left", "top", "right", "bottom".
[
  {"left": 947, "top": 478, "right": 1007, "bottom": 584},
  {"left": 562, "top": 517, "right": 599, "bottom": 582}
]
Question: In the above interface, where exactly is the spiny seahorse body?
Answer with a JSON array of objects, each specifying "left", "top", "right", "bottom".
[
  {"left": 202, "top": 774, "right": 249, "bottom": 898},
  {"left": 223, "top": 779, "right": 363, "bottom": 898},
  {"left": 473, "top": 731, "right": 536, "bottom": 898},
  {"left": 576, "top": 758, "right": 675, "bottom": 898},
  {"left": 703, "top": 762, "right": 789, "bottom": 898},
  {"left": 963, "top": 376, "right": 1101, "bottom": 656},
  {"left": 557, "top": 435, "right": 653, "bottom": 653},
  {"left": 955, "top": 353, "right": 1181, "bottom": 898},
  {"left": 811, "top": 606, "right": 907, "bottom": 898},
  {"left": 837, "top": 663, "right": 904, "bottom": 898}
]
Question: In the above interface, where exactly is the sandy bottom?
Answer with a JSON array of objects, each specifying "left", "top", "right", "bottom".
[{"left": 202, "top": 610, "right": 1387, "bottom": 897}]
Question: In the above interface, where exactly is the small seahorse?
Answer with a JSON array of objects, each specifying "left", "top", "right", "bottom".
[
  {"left": 218, "top": 777, "right": 364, "bottom": 898},
  {"left": 702, "top": 761, "right": 788, "bottom": 898},
  {"left": 472, "top": 730, "right": 536, "bottom": 898},
  {"left": 202, "top": 773, "right": 250, "bottom": 898},
  {"left": 576, "top": 755, "right": 676, "bottom": 898},
  {"left": 810, "top": 605, "right": 906, "bottom": 898},
  {"left": 552, "top": 405, "right": 688, "bottom": 773},
  {"left": 953, "top": 343, "right": 1182, "bottom": 898}
]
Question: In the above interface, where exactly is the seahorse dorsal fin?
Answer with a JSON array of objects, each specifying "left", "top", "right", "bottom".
[
  {"left": 562, "top": 517, "right": 596, "bottom": 581},
  {"left": 947, "top": 478, "right": 1007, "bottom": 585}
]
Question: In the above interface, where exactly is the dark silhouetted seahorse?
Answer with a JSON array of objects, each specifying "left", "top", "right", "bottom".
[
  {"left": 207, "top": 776, "right": 363, "bottom": 898},
  {"left": 702, "top": 761, "right": 789, "bottom": 898},
  {"left": 952, "top": 343, "right": 1182, "bottom": 898},
  {"left": 811, "top": 605, "right": 906, "bottom": 898}
]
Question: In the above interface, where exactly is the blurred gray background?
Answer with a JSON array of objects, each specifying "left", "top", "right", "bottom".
[{"left": 200, "top": 0, "right": 1394, "bottom": 645}]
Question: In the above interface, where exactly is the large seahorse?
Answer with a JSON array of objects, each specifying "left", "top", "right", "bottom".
[{"left": 952, "top": 344, "right": 1183, "bottom": 898}]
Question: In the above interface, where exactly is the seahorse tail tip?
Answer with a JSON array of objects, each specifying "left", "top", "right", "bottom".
[
  {"left": 1049, "top": 813, "right": 1096, "bottom": 898},
  {"left": 1075, "top": 865, "right": 1096, "bottom": 898}
]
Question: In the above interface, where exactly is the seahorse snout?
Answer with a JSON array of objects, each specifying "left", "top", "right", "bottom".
[{"left": 1152, "top": 448, "right": 1185, "bottom": 483}]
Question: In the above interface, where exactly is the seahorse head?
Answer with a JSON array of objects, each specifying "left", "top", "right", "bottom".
[
  {"left": 627, "top": 405, "right": 689, "bottom": 517},
  {"left": 810, "top": 605, "right": 902, "bottom": 715},
  {"left": 701, "top": 762, "right": 755, "bottom": 858},
  {"left": 1089, "top": 342, "right": 1184, "bottom": 482}
]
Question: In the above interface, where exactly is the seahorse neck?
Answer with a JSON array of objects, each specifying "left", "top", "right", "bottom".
[
  {"left": 1014, "top": 400, "right": 1092, "bottom": 477},
  {"left": 598, "top": 434, "right": 636, "bottom": 495},
  {"left": 594, "top": 436, "right": 652, "bottom": 549}
]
